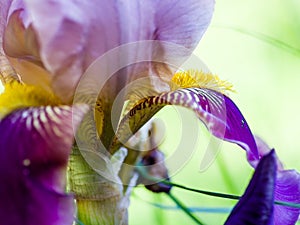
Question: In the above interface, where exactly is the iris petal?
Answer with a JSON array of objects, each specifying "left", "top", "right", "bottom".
[
  {"left": 110, "top": 88, "right": 258, "bottom": 159},
  {"left": 2, "top": 0, "right": 214, "bottom": 102},
  {"left": 0, "top": 104, "right": 88, "bottom": 225},
  {"left": 274, "top": 170, "right": 300, "bottom": 225},
  {"left": 247, "top": 137, "right": 300, "bottom": 225},
  {"left": 0, "top": 0, "right": 12, "bottom": 42},
  {"left": 224, "top": 150, "right": 276, "bottom": 225}
]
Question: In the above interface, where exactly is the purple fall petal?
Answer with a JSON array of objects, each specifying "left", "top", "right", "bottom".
[
  {"left": 225, "top": 150, "right": 277, "bottom": 225},
  {"left": 247, "top": 136, "right": 283, "bottom": 169},
  {"left": 247, "top": 137, "right": 300, "bottom": 225},
  {"left": 111, "top": 88, "right": 258, "bottom": 158},
  {"left": 0, "top": 104, "right": 88, "bottom": 225},
  {"left": 222, "top": 91, "right": 258, "bottom": 157},
  {"left": 2, "top": 0, "right": 214, "bottom": 101},
  {"left": 183, "top": 88, "right": 258, "bottom": 157}
]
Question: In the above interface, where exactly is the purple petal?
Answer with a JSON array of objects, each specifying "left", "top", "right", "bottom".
[
  {"left": 0, "top": 0, "right": 12, "bottom": 43},
  {"left": 225, "top": 150, "right": 276, "bottom": 225},
  {"left": 3, "top": 0, "right": 214, "bottom": 101},
  {"left": 274, "top": 170, "right": 300, "bottom": 225},
  {"left": 154, "top": 0, "right": 214, "bottom": 50},
  {"left": 0, "top": 104, "right": 88, "bottom": 225},
  {"left": 247, "top": 137, "right": 300, "bottom": 225},
  {"left": 247, "top": 136, "right": 284, "bottom": 169},
  {"left": 111, "top": 88, "right": 258, "bottom": 159},
  {"left": 222, "top": 91, "right": 258, "bottom": 157}
]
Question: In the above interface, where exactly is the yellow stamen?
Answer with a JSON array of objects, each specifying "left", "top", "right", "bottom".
[
  {"left": 0, "top": 81, "right": 61, "bottom": 119},
  {"left": 170, "top": 70, "right": 235, "bottom": 94}
]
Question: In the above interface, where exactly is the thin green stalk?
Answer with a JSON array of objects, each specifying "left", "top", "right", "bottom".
[
  {"left": 213, "top": 24, "right": 300, "bottom": 57},
  {"left": 166, "top": 181, "right": 300, "bottom": 209},
  {"left": 275, "top": 201, "right": 300, "bottom": 209},
  {"left": 167, "top": 192, "right": 205, "bottom": 225},
  {"left": 153, "top": 194, "right": 166, "bottom": 225},
  {"left": 163, "top": 180, "right": 240, "bottom": 200},
  {"left": 136, "top": 163, "right": 300, "bottom": 209},
  {"left": 215, "top": 154, "right": 238, "bottom": 193},
  {"left": 136, "top": 164, "right": 240, "bottom": 200}
]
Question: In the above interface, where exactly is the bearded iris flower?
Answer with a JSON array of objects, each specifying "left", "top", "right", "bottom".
[
  {"left": 0, "top": 0, "right": 299, "bottom": 225},
  {"left": 1, "top": 0, "right": 216, "bottom": 224}
]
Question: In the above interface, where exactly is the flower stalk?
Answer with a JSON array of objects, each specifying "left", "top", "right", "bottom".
[{"left": 68, "top": 145, "right": 126, "bottom": 225}]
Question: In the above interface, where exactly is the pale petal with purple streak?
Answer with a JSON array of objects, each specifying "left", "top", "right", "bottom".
[
  {"left": 110, "top": 88, "right": 258, "bottom": 159},
  {"left": 0, "top": 104, "right": 88, "bottom": 225},
  {"left": 2, "top": 0, "right": 214, "bottom": 102}
]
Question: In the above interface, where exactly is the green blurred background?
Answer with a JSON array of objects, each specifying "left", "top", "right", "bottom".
[{"left": 129, "top": 0, "right": 300, "bottom": 224}]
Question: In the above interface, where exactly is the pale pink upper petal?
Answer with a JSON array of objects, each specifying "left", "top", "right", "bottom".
[
  {"left": 154, "top": 0, "right": 214, "bottom": 50},
  {"left": 3, "top": 0, "right": 214, "bottom": 102},
  {"left": 0, "top": 0, "right": 13, "bottom": 48}
]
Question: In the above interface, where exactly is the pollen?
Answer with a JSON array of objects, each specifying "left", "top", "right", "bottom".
[
  {"left": 0, "top": 81, "right": 61, "bottom": 119},
  {"left": 170, "top": 70, "right": 235, "bottom": 94},
  {"left": 23, "top": 159, "right": 31, "bottom": 166}
]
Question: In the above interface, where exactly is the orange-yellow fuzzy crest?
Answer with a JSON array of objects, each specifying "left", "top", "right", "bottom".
[
  {"left": 170, "top": 70, "right": 234, "bottom": 94},
  {"left": 0, "top": 82, "right": 61, "bottom": 119}
]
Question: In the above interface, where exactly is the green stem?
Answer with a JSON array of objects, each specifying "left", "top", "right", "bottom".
[
  {"left": 215, "top": 154, "right": 238, "bottom": 193},
  {"left": 167, "top": 192, "right": 205, "bottom": 225},
  {"left": 153, "top": 194, "right": 166, "bottom": 225},
  {"left": 68, "top": 145, "right": 126, "bottom": 225},
  {"left": 136, "top": 163, "right": 300, "bottom": 209},
  {"left": 164, "top": 180, "right": 240, "bottom": 200},
  {"left": 213, "top": 24, "right": 300, "bottom": 57},
  {"left": 167, "top": 181, "right": 300, "bottom": 209},
  {"left": 275, "top": 201, "right": 300, "bottom": 209}
]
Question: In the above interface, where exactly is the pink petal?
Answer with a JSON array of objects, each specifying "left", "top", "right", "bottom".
[
  {"left": 3, "top": 0, "right": 214, "bottom": 102},
  {"left": 0, "top": 0, "right": 13, "bottom": 47}
]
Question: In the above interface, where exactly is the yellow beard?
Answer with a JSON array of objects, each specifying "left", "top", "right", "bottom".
[
  {"left": 170, "top": 70, "right": 235, "bottom": 94},
  {"left": 0, "top": 81, "right": 61, "bottom": 119}
]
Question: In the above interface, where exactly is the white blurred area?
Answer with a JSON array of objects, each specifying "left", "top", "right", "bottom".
[{"left": 0, "top": 81, "right": 4, "bottom": 94}]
